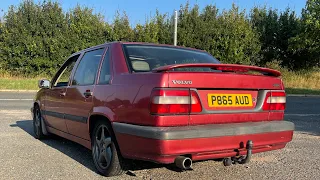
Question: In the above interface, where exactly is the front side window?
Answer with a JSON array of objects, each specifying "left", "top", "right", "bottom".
[
  {"left": 72, "top": 48, "right": 105, "bottom": 86},
  {"left": 122, "top": 44, "right": 220, "bottom": 72},
  {"left": 53, "top": 54, "right": 80, "bottom": 87}
]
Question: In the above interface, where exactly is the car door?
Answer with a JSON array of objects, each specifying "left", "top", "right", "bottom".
[
  {"left": 44, "top": 54, "right": 80, "bottom": 132},
  {"left": 63, "top": 47, "right": 106, "bottom": 140}
]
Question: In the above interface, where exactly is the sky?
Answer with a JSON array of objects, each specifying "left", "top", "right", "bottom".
[{"left": 0, "top": 0, "right": 306, "bottom": 25}]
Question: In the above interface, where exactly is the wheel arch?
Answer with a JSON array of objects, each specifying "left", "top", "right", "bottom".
[
  {"left": 32, "top": 100, "right": 41, "bottom": 118},
  {"left": 33, "top": 99, "right": 43, "bottom": 110},
  {"left": 33, "top": 100, "right": 40, "bottom": 108},
  {"left": 88, "top": 113, "right": 124, "bottom": 156},
  {"left": 88, "top": 113, "right": 113, "bottom": 140},
  {"left": 32, "top": 100, "right": 41, "bottom": 116},
  {"left": 88, "top": 106, "right": 116, "bottom": 136},
  {"left": 32, "top": 100, "right": 50, "bottom": 136}
]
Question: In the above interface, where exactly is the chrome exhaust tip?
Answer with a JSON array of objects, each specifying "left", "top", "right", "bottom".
[{"left": 174, "top": 156, "right": 192, "bottom": 170}]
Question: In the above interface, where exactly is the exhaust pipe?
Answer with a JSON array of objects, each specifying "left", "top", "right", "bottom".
[{"left": 174, "top": 156, "right": 192, "bottom": 170}]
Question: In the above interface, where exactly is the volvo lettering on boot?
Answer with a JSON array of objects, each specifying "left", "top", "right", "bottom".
[{"left": 172, "top": 80, "right": 192, "bottom": 85}]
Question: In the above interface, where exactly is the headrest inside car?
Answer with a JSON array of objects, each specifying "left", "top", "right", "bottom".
[{"left": 132, "top": 61, "right": 150, "bottom": 71}]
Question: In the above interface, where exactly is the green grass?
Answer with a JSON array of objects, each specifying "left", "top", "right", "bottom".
[
  {"left": 285, "top": 88, "right": 320, "bottom": 95},
  {"left": 0, "top": 78, "right": 39, "bottom": 90},
  {"left": 0, "top": 70, "right": 319, "bottom": 95},
  {"left": 280, "top": 71, "right": 320, "bottom": 95}
]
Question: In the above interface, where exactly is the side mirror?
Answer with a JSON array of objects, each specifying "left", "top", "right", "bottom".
[{"left": 38, "top": 79, "right": 50, "bottom": 89}]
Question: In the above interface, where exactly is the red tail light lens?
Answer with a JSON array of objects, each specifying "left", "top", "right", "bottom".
[
  {"left": 150, "top": 89, "right": 202, "bottom": 115},
  {"left": 263, "top": 91, "right": 286, "bottom": 111},
  {"left": 191, "top": 91, "right": 202, "bottom": 113}
]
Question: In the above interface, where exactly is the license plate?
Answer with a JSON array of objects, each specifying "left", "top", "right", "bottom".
[{"left": 207, "top": 94, "right": 253, "bottom": 107}]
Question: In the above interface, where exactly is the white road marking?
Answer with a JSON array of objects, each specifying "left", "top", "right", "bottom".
[{"left": 0, "top": 99, "right": 33, "bottom": 101}]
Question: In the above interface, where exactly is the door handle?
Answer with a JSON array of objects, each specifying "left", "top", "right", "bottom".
[
  {"left": 84, "top": 91, "right": 93, "bottom": 97},
  {"left": 59, "top": 92, "right": 66, "bottom": 96}
]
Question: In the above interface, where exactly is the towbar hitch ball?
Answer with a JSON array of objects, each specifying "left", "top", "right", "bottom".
[
  {"left": 242, "top": 140, "right": 253, "bottom": 164},
  {"left": 223, "top": 140, "right": 253, "bottom": 166}
]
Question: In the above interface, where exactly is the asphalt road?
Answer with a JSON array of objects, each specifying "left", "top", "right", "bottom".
[
  {"left": 0, "top": 91, "right": 319, "bottom": 180},
  {"left": 0, "top": 91, "right": 34, "bottom": 110}
]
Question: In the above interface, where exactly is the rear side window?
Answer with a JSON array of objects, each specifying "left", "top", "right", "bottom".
[
  {"left": 122, "top": 44, "right": 220, "bottom": 72},
  {"left": 98, "top": 49, "right": 111, "bottom": 84},
  {"left": 72, "top": 48, "right": 104, "bottom": 86}
]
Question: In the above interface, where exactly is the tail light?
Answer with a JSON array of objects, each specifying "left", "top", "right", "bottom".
[
  {"left": 150, "top": 88, "right": 202, "bottom": 115},
  {"left": 263, "top": 90, "right": 286, "bottom": 111}
]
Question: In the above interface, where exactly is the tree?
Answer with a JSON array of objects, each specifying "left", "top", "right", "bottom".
[
  {"left": 1, "top": 1, "right": 112, "bottom": 76},
  {"left": 277, "top": 8, "right": 300, "bottom": 68},
  {"left": 250, "top": 7, "right": 279, "bottom": 65},
  {"left": 155, "top": 10, "right": 172, "bottom": 44},
  {"left": 1, "top": 0, "right": 68, "bottom": 75},
  {"left": 111, "top": 11, "right": 134, "bottom": 41},
  {"left": 198, "top": 4, "right": 219, "bottom": 52},
  {"left": 133, "top": 9, "right": 172, "bottom": 44},
  {"left": 250, "top": 6, "right": 301, "bottom": 69},
  {"left": 289, "top": 0, "right": 320, "bottom": 69},
  {"left": 177, "top": 3, "right": 261, "bottom": 65},
  {"left": 214, "top": 4, "right": 261, "bottom": 65},
  {"left": 0, "top": 0, "right": 317, "bottom": 76},
  {"left": 34, "top": 1, "right": 69, "bottom": 74},
  {"left": 138, "top": 16, "right": 160, "bottom": 43},
  {"left": 66, "top": 5, "right": 112, "bottom": 54},
  {"left": 2, "top": 0, "right": 44, "bottom": 75}
]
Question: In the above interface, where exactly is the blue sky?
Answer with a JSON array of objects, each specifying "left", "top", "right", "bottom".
[{"left": 0, "top": 0, "right": 306, "bottom": 25}]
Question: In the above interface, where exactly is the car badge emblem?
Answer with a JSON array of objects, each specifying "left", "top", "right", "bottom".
[{"left": 172, "top": 80, "right": 192, "bottom": 85}]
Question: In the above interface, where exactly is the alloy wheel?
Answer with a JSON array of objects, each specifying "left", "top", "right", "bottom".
[{"left": 93, "top": 125, "right": 113, "bottom": 170}]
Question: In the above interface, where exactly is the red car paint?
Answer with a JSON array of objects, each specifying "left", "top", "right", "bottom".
[
  {"left": 116, "top": 131, "right": 292, "bottom": 164},
  {"left": 33, "top": 42, "right": 294, "bottom": 167}
]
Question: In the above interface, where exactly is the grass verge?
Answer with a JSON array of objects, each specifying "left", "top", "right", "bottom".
[
  {"left": 0, "top": 78, "right": 39, "bottom": 90},
  {"left": 0, "top": 70, "right": 319, "bottom": 94},
  {"left": 285, "top": 88, "right": 320, "bottom": 95},
  {"left": 282, "top": 70, "right": 320, "bottom": 90},
  {"left": 281, "top": 71, "right": 320, "bottom": 95}
]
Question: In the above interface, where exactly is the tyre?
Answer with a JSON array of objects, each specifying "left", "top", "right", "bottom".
[
  {"left": 91, "top": 121, "right": 127, "bottom": 177},
  {"left": 33, "top": 105, "right": 46, "bottom": 139}
]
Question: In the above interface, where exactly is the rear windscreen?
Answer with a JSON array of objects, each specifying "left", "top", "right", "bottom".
[{"left": 122, "top": 44, "right": 220, "bottom": 72}]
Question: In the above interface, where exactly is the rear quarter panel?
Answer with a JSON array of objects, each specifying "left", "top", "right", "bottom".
[
  {"left": 92, "top": 43, "right": 172, "bottom": 126},
  {"left": 93, "top": 73, "right": 170, "bottom": 125}
]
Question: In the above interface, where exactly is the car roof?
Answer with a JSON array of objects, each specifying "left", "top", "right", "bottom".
[
  {"left": 70, "top": 41, "right": 206, "bottom": 57},
  {"left": 120, "top": 42, "right": 206, "bottom": 52}
]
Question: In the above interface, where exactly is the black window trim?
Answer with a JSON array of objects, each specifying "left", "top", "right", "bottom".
[{"left": 96, "top": 46, "right": 112, "bottom": 85}]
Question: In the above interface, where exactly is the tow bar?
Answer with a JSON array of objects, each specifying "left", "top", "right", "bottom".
[{"left": 223, "top": 140, "right": 253, "bottom": 166}]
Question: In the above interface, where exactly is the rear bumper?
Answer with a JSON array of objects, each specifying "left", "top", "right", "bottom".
[{"left": 113, "top": 121, "right": 294, "bottom": 164}]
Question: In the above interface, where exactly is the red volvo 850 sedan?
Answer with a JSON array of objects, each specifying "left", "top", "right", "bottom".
[{"left": 31, "top": 42, "right": 294, "bottom": 177}]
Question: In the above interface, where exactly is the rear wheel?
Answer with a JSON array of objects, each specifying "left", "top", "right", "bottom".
[
  {"left": 33, "top": 106, "right": 46, "bottom": 139},
  {"left": 92, "top": 121, "right": 127, "bottom": 177}
]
